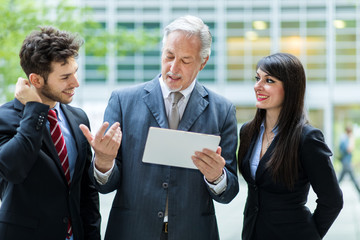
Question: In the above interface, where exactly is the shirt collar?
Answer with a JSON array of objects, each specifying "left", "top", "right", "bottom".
[
  {"left": 52, "top": 103, "right": 63, "bottom": 122},
  {"left": 158, "top": 75, "right": 196, "bottom": 100},
  {"left": 261, "top": 121, "right": 279, "bottom": 136}
]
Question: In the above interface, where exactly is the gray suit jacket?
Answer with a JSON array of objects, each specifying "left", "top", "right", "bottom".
[{"left": 90, "top": 76, "right": 239, "bottom": 240}]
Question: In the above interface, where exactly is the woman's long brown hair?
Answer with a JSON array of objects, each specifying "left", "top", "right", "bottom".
[{"left": 238, "top": 53, "right": 308, "bottom": 189}]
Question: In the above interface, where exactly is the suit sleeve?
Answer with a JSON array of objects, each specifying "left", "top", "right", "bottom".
[
  {"left": 208, "top": 103, "right": 239, "bottom": 203},
  {"left": 0, "top": 101, "right": 49, "bottom": 184},
  {"left": 301, "top": 128, "right": 343, "bottom": 238},
  {"left": 77, "top": 110, "right": 101, "bottom": 240}
]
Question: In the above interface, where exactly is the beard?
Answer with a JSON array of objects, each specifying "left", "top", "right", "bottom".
[
  {"left": 164, "top": 71, "right": 183, "bottom": 92},
  {"left": 41, "top": 83, "right": 72, "bottom": 105}
]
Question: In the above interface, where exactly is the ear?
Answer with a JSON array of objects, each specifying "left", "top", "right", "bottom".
[
  {"left": 199, "top": 56, "right": 209, "bottom": 71},
  {"left": 29, "top": 73, "right": 44, "bottom": 89}
]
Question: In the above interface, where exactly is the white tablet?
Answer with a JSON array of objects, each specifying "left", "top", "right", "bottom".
[{"left": 142, "top": 127, "right": 221, "bottom": 169}]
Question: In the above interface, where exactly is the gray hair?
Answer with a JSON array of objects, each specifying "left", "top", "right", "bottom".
[{"left": 162, "top": 15, "right": 212, "bottom": 62}]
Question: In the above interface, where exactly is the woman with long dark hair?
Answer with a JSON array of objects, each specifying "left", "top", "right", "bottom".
[{"left": 238, "top": 53, "right": 343, "bottom": 240}]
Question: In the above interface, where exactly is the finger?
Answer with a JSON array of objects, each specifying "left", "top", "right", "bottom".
[
  {"left": 101, "top": 122, "right": 120, "bottom": 144},
  {"left": 79, "top": 124, "right": 94, "bottom": 143},
  {"left": 94, "top": 122, "right": 110, "bottom": 142},
  {"left": 195, "top": 150, "right": 217, "bottom": 165},
  {"left": 202, "top": 148, "right": 225, "bottom": 165},
  {"left": 15, "top": 78, "right": 25, "bottom": 92},
  {"left": 216, "top": 146, "right": 222, "bottom": 155},
  {"left": 109, "top": 126, "right": 122, "bottom": 150},
  {"left": 18, "top": 77, "right": 30, "bottom": 86},
  {"left": 114, "top": 128, "right": 123, "bottom": 149},
  {"left": 193, "top": 152, "right": 213, "bottom": 168},
  {"left": 108, "top": 122, "right": 120, "bottom": 132},
  {"left": 191, "top": 156, "right": 204, "bottom": 170},
  {"left": 202, "top": 148, "right": 218, "bottom": 158},
  {"left": 192, "top": 155, "right": 223, "bottom": 182},
  {"left": 192, "top": 156, "right": 214, "bottom": 178},
  {"left": 114, "top": 126, "right": 122, "bottom": 143}
]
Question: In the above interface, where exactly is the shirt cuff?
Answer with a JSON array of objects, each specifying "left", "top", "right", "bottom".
[
  {"left": 204, "top": 169, "right": 227, "bottom": 195},
  {"left": 93, "top": 160, "right": 115, "bottom": 185}
]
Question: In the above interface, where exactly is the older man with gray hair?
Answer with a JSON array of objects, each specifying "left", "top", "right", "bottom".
[{"left": 83, "top": 15, "right": 239, "bottom": 240}]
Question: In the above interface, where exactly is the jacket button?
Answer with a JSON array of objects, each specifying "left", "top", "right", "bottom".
[
  {"left": 63, "top": 217, "right": 68, "bottom": 224},
  {"left": 158, "top": 211, "right": 164, "bottom": 218},
  {"left": 162, "top": 182, "right": 168, "bottom": 189}
]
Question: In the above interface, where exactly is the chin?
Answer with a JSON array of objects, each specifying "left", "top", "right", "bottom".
[
  {"left": 166, "top": 83, "right": 183, "bottom": 92},
  {"left": 256, "top": 104, "right": 266, "bottom": 110},
  {"left": 60, "top": 98, "right": 73, "bottom": 104}
]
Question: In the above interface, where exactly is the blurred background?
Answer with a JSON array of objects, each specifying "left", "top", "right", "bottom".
[{"left": 1, "top": 0, "right": 360, "bottom": 239}]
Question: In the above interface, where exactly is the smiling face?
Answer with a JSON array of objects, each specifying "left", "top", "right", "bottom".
[
  {"left": 39, "top": 57, "right": 79, "bottom": 108},
  {"left": 254, "top": 68, "right": 285, "bottom": 116},
  {"left": 161, "top": 30, "right": 208, "bottom": 91}
]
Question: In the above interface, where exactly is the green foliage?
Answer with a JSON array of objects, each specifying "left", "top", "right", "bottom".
[{"left": 0, "top": 0, "right": 158, "bottom": 103}]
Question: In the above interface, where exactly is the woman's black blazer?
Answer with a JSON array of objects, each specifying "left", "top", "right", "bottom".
[{"left": 239, "top": 124, "right": 343, "bottom": 240}]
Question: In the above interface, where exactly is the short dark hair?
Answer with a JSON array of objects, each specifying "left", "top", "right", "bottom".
[{"left": 19, "top": 26, "right": 84, "bottom": 81}]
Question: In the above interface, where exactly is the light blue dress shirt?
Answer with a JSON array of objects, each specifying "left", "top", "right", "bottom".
[
  {"left": 249, "top": 122, "right": 278, "bottom": 179},
  {"left": 51, "top": 104, "right": 77, "bottom": 180},
  {"left": 48, "top": 104, "right": 77, "bottom": 240}
]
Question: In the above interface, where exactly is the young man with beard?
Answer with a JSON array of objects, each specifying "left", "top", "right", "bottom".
[{"left": 0, "top": 26, "right": 120, "bottom": 240}]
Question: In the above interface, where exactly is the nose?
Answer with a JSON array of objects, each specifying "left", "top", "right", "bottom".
[
  {"left": 71, "top": 74, "right": 80, "bottom": 88},
  {"left": 254, "top": 79, "right": 263, "bottom": 91},
  {"left": 170, "top": 59, "right": 180, "bottom": 74}
]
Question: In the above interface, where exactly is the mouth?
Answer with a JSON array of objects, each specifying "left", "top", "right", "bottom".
[
  {"left": 166, "top": 72, "right": 182, "bottom": 81},
  {"left": 168, "top": 75, "right": 181, "bottom": 82},
  {"left": 257, "top": 94, "right": 268, "bottom": 101},
  {"left": 63, "top": 89, "right": 75, "bottom": 96}
]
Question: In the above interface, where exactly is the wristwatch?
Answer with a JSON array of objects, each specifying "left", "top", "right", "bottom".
[{"left": 211, "top": 170, "right": 225, "bottom": 185}]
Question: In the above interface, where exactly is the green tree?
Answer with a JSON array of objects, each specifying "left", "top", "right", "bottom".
[{"left": 0, "top": 0, "right": 158, "bottom": 103}]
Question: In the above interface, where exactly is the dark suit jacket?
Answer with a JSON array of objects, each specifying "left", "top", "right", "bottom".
[
  {"left": 90, "top": 76, "right": 239, "bottom": 240},
  {"left": 239, "top": 124, "right": 343, "bottom": 240},
  {"left": 0, "top": 99, "right": 101, "bottom": 240}
]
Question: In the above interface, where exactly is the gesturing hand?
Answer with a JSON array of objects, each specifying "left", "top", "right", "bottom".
[{"left": 80, "top": 122, "right": 122, "bottom": 173}]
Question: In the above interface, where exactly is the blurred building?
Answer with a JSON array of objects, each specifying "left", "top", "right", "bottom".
[{"left": 74, "top": 0, "right": 360, "bottom": 149}]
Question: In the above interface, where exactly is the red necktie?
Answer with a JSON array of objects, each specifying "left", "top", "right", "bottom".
[{"left": 48, "top": 109, "right": 72, "bottom": 239}]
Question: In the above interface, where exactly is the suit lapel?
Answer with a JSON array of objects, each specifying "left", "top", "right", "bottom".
[
  {"left": 255, "top": 136, "right": 278, "bottom": 181},
  {"left": 178, "top": 82, "right": 209, "bottom": 131},
  {"left": 142, "top": 78, "right": 209, "bottom": 131},
  {"left": 143, "top": 77, "right": 169, "bottom": 128},
  {"left": 42, "top": 128, "right": 60, "bottom": 164},
  {"left": 242, "top": 135, "right": 257, "bottom": 184},
  {"left": 43, "top": 128, "right": 71, "bottom": 187}
]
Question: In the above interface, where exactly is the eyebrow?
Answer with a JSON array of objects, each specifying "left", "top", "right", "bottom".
[
  {"left": 165, "top": 49, "right": 174, "bottom": 55},
  {"left": 256, "top": 71, "right": 271, "bottom": 77},
  {"left": 165, "top": 50, "right": 193, "bottom": 60},
  {"left": 60, "top": 67, "right": 78, "bottom": 77}
]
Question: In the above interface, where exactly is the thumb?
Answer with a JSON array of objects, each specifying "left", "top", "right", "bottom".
[
  {"left": 79, "top": 124, "right": 94, "bottom": 143},
  {"left": 216, "top": 146, "right": 222, "bottom": 156}
]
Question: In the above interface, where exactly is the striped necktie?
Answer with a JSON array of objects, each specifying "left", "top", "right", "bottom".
[{"left": 48, "top": 109, "right": 72, "bottom": 239}]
